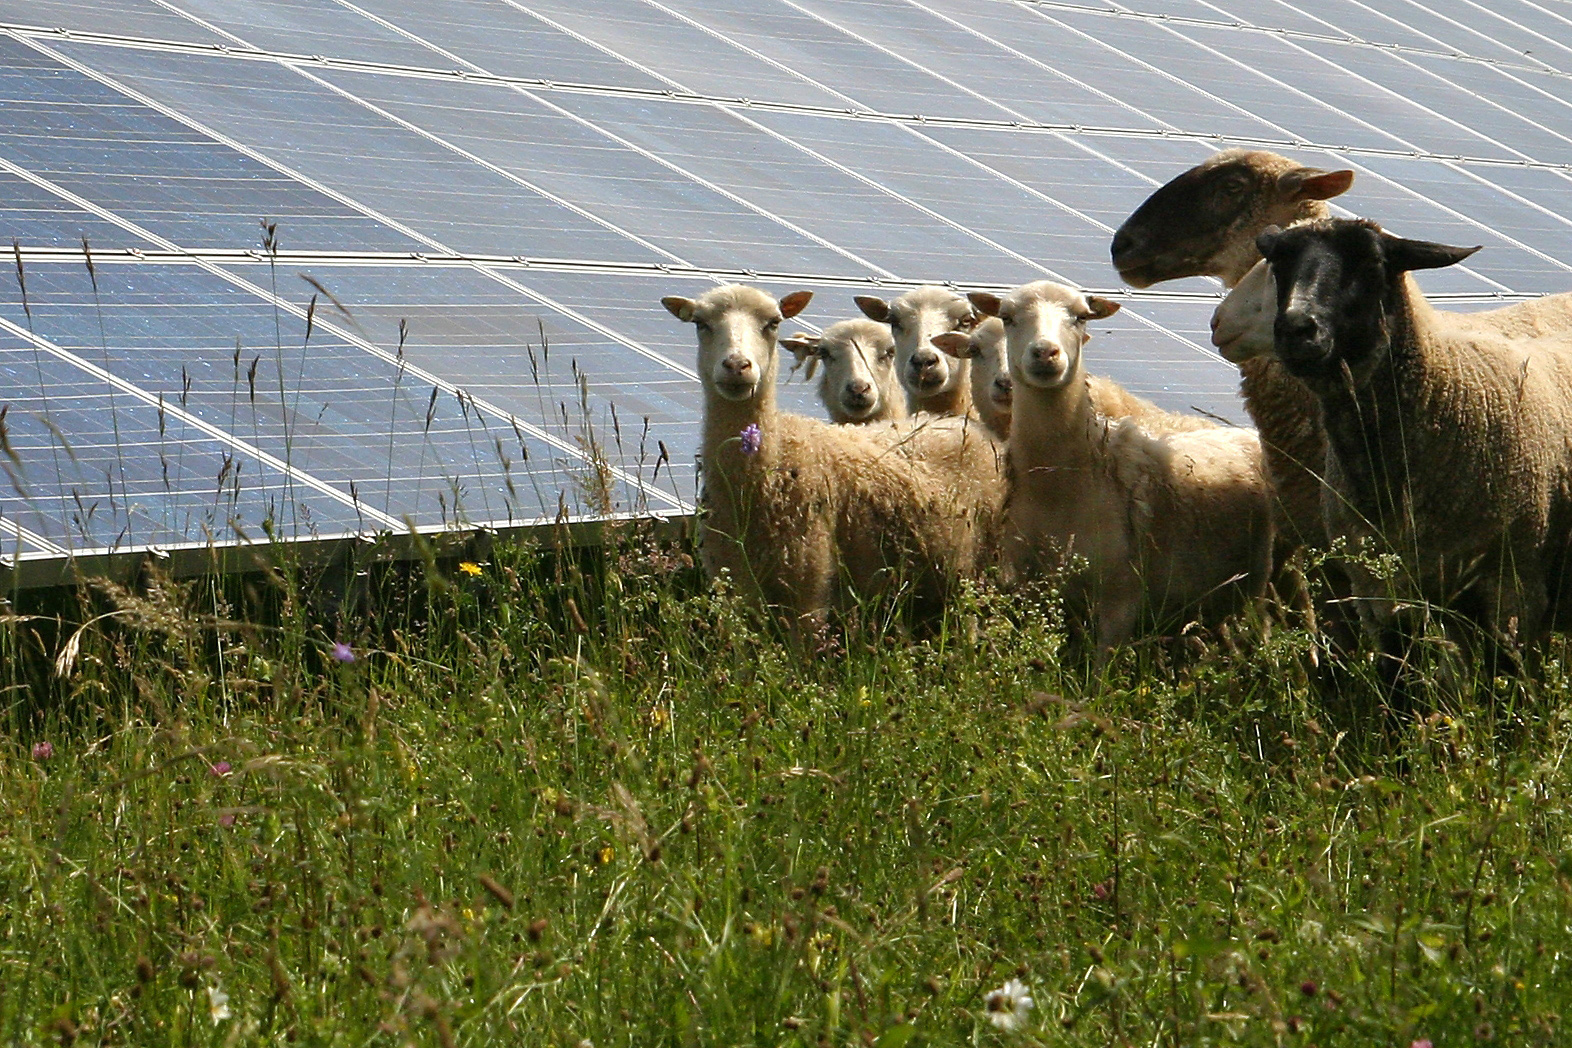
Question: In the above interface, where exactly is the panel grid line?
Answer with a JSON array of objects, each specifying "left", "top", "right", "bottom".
[{"left": 2, "top": 246, "right": 1546, "bottom": 303}]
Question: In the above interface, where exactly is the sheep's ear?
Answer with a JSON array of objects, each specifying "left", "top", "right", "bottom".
[
  {"left": 1256, "top": 225, "right": 1285, "bottom": 258},
  {"left": 1382, "top": 235, "right": 1481, "bottom": 273},
  {"left": 1084, "top": 295, "right": 1121, "bottom": 320},
  {"left": 661, "top": 295, "right": 696, "bottom": 322},
  {"left": 780, "top": 334, "right": 820, "bottom": 362},
  {"left": 968, "top": 291, "right": 1003, "bottom": 317},
  {"left": 931, "top": 332, "right": 976, "bottom": 359},
  {"left": 854, "top": 295, "right": 890, "bottom": 322},
  {"left": 779, "top": 290, "right": 814, "bottom": 319},
  {"left": 1279, "top": 166, "right": 1355, "bottom": 202}
]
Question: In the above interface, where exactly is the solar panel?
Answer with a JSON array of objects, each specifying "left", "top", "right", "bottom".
[{"left": 0, "top": 0, "right": 1567, "bottom": 582}]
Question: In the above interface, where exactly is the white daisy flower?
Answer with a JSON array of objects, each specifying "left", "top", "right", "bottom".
[
  {"left": 983, "top": 978, "right": 1034, "bottom": 1032},
  {"left": 207, "top": 984, "right": 232, "bottom": 1025}
]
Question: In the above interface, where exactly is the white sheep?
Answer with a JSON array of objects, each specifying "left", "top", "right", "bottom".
[
  {"left": 781, "top": 318, "right": 907, "bottom": 426},
  {"left": 661, "top": 284, "right": 1004, "bottom": 630},
  {"left": 1258, "top": 218, "right": 1572, "bottom": 651},
  {"left": 973, "top": 281, "right": 1273, "bottom": 650},
  {"left": 855, "top": 285, "right": 978, "bottom": 418},
  {"left": 932, "top": 317, "right": 1220, "bottom": 440}
]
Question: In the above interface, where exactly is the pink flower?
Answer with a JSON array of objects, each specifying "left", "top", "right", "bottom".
[
  {"left": 738, "top": 423, "right": 762, "bottom": 456},
  {"left": 218, "top": 813, "right": 236, "bottom": 828},
  {"left": 330, "top": 642, "right": 355, "bottom": 663},
  {"left": 31, "top": 741, "right": 53, "bottom": 761},
  {"left": 1410, "top": 1041, "right": 1433, "bottom": 1048},
  {"left": 210, "top": 761, "right": 231, "bottom": 777}
]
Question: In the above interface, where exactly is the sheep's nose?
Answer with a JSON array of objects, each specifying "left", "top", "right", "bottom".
[
  {"left": 721, "top": 355, "right": 753, "bottom": 377},
  {"left": 1030, "top": 341, "right": 1062, "bottom": 364},
  {"left": 994, "top": 375, "right": 1013, "bottom": 395},
  {"left": 1276, "top": 311, "right": 1320, "bottom": 345},
  {"left": 911, "top": 350, "right": 940, "bottom": 371},
  {"left": 848, "top": 379, "right": 872, "bottom": 396},
  {"left": 1110, "top": 228, "right": 1138, "bottom": 264}
]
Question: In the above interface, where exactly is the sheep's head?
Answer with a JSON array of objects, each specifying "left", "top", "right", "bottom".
[
  {"left": 1210, "top": 260, "right": 1278, "bottom": 364},
  {"left": 1112, "top": 149, "right": 1355, "bottom": 289},
  {"left": 856, "top": 285, "right": 977, "bottom": 401},
  {"left": 1257, "top": 218, "right": 1478, "bottom": 385},
  {"left": 785, "top": 318, "right": 897, "bottom": 422},
  {"left": 934, "top": 317, "right": 1011, "bottom": 418},
  {"left": 970, "top": 283, "right": 1119, "bottom": 392},
  {"left": 663, "top": 285, "right": 813, "bottom": 402}
]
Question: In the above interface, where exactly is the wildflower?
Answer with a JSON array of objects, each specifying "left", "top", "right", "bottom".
[
  {"left": 983, "top": 978, "right": 1034, "bottom": 1032},
  {"left": 1411, "top": 1041, "right": 1433, "bottom": 1048},
  {"left": 738, "top": 423, "right": 762, "bottom": 455},
  {"left": 330, "top": 642, "right": 355, "bottom": 663},
  {"left": 1300, "top": 980, "right": 1318, "bottom": 997},
  {"left": 649, "top": 706, "right": 670, "bottom": 730},
  {"left": 597, "top": 845, "right": 615, "bottom": 865},
  {"left": 207, "top": 984, "right": 231, "bottom": 1024},
  {"left": 218, "top": 813, "right": 236, "bottom": 828},
  {"left": 31, "top": 741, "right": 53, "bottom": 761},
  {"left": 458, "top": 561, "right": 483, "bottom": 577},
  {"left": 210, "top": 761, "right": 232, "bottom": 777}
]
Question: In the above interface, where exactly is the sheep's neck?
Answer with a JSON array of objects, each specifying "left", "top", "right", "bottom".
[
  {"left": 1010, "top": 368, "right": 1099, "bottom": 493},
  {"left": 911, "top": 369, "right": 974, "bottom": 419},
  {"left": 1217, "top": 198, "right": 1333, "bottom": 289},
  {"left": 1314, "top": 279, "right": 1469, "bottom": 535}
]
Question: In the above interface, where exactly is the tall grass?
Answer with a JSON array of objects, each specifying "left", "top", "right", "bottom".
[{"left": 1, "top": 527, "right": 1568, "bottom": 1047}]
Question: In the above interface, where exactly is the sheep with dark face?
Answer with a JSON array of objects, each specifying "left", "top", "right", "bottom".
[
  {"left": 1257, "top": 218, "right": 1572, "bottom": 651},
  {"left": 975, "top": 281, "right": 1272, "bottom": 651},
  {"left": 782, "top": 318, "right": 906, "bottom": 426},
  {"left": 661, "top": 285, "right": 1004, "bottom": 632},
  {"left": 855, "top": 286, "right": 979, "bottom": 418}
]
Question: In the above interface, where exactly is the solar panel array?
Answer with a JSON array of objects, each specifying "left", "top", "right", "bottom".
[{"left": 2, "top": 0, "right": 1570, "bottom": 579}]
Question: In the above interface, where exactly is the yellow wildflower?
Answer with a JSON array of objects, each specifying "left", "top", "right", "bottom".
[{"left": 458, "top": 561, "right": 483, "bottom": 577}]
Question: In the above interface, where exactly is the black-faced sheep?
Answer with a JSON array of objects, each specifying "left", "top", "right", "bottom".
[
  {"left": 855, "top": 285, "right": 978, "bottom": 418},
  {"left": 661, "top": 285, "right": 1004, "bottom": 631},
  {"left": 973, "top": 281, "right": 1273, "bottom": 651},
  {"left": 781, "top": 318, "right": 906, "bottom": 426},
  {"left": 1257, "top": 218, "right": 1572, "bottom": 651}
]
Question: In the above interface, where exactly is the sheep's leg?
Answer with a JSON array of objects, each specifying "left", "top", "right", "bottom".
[{"left": 1094, "top": 578, "right": 1144, "bottom": 658}]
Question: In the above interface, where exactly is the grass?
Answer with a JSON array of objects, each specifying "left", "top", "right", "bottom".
[{"left": 1, "top": 526, "right": 1569, "bottom": 1048}]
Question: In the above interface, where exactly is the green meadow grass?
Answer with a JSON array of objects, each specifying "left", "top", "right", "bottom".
[{"left": 1, "top": 528, "right": 1568, "bottom": 1047}]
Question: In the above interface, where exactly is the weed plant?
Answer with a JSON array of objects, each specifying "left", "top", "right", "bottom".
[{"left": 0, "top": 524, "right": 1568, "bottom": 1048}]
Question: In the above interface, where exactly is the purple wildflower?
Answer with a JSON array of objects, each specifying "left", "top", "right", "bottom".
[
  {"left": 739, "top": 423, "right": 762, "bottom": 456},
  {"left": 1410, "top": 1041, "right": 1433, "bottom": 1048},
  {"left": 218, "top": 813, "right": 236, "bottom": 829},
  {"left": 210, "top": 761, "right": 232, "bottom": 778},
  {"left": 31, "top": 740, "right": 53, "bottom": 761},
  {"left": 330, "top": 642, "right": 355, "bottom": 664}
]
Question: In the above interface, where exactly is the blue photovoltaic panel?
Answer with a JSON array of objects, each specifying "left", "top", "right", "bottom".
[
  {"left": 0, "top": 37, "right": 424, "bottom": 253},
  {"left": 0, "top": 170, "right": 159, "bottom": 250},
  {"left": 0, "top": 0, "right": 1567, "bottom": 573}
]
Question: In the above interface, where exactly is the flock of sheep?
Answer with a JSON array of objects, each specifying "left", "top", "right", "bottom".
[{"left": 660, "top": 149, "right": 1572, "bottom": 666}]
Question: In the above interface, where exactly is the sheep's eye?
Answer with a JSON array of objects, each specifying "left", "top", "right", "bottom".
[
  {"left": 1000, "top": 315, "right": 1014, "bottom": 327},
  {"left": 880, "top": 348, "right": 895, "bottom": 362},
  {"left": 695, "top": 318, "right": 712, "bottom": 334},
  {"left": 888, "top": 316, "right": 903, "bottom": 331},
  {"left": 764, "top": 317, "right": 781, "bottom": 332}
]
